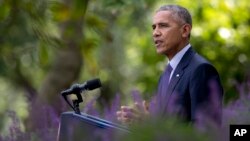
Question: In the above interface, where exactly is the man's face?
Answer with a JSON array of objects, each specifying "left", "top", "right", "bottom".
[{"left": 152, "top": 11, "right": 184, "bottom": 57}]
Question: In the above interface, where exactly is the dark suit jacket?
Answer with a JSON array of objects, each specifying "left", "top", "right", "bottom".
[{"left": 159, "top": 47, "right": 223, "bottom": 124}]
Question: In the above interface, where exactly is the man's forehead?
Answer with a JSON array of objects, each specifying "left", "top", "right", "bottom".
[
  {"left": 154, "top": 10, "right": 173, "bottom": 17},
  {"left": 152, "top": 11, "right": 174, "bottom": 23}
]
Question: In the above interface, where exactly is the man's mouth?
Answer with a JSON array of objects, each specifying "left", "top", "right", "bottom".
[{"left": 154, "top": 40, "right": 163, "bottom": 47}]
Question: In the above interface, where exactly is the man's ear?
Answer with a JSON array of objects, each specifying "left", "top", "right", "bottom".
[{"left": 182, "top": 24, "right": 192, "bottom": 38}]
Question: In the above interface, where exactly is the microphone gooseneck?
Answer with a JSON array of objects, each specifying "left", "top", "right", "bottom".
[{"left": 61, "top": 78, "right": 102, "bottom": 115}]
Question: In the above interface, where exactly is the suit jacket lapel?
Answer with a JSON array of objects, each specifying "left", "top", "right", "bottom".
[{"left": 166, "top": 47, "right": 196, "bottom": 105}]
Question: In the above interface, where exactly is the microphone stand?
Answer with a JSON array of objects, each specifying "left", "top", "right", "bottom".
[
  {"left": 61, "top": 87, "right": 83, "bottom": 115},
  {"left": 73, "top": 100, "right": 81, "bottom": 115},
  {"left": 61, "top": 78, "right": 101, "bottom": 115}
]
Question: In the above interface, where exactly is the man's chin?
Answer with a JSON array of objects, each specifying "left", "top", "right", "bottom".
[{"left": 156, "top": 49, "right": 166, "bottom": 55}]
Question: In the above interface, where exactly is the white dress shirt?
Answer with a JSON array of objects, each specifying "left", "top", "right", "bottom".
[{"left": 168, "top": 43, "right": 191, "bottom": 80}]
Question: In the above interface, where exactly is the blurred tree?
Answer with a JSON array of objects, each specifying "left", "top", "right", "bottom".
[
  {"left": 84, "top": 0, "right": 158, "bottom": 105},
  {"left": 0, "top": 0, "right": 88, "bottom": 131},
  {"left": 0, "top": 0, "right": 250, "bottom": 134},
  {"left": 0, "top": 0, "right": 88, "bottom": 109},
  {"left": 38, "top": 0, "right": 89, "bottom": 113}
]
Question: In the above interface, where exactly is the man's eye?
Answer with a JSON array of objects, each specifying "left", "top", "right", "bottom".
[{"left": 159, "top": 24, "right": 168, "bottom": 27}]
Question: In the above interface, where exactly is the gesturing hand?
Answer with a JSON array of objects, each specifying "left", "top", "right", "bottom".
[{"left": 116, "top": 100, "right": 149, "bottom": 124}]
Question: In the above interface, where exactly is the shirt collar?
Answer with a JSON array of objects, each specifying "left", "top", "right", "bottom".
[{"left": 169, "top": 43, "right": 191, "bottom": 71}]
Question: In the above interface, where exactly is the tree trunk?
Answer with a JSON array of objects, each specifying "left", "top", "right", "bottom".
[{"left": 37, "top": 0, "right": 89, "bottom": 115}]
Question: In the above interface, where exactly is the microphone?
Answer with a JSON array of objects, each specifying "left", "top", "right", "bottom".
[{"left": 61, "top": 78, "right": 102, "bottom": 96}]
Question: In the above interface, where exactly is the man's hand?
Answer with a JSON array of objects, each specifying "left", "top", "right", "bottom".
[{"left": 116, "top": 100, "right": 149, "bottom": 124}]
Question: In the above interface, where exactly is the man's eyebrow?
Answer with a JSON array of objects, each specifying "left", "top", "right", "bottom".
[
  {"left": 152, "top": 22, "right": 169, "bottom": 26},
  {"left": 158, "top": 22, "right": 169, "bottom": 25}
]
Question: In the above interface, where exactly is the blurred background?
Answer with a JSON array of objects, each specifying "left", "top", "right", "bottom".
[{"left": 0, "top": 0, "right": 249, "bottom": 139}]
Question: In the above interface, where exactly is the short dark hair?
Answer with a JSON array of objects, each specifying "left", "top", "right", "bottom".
[{"left": 157, "top": 5, "right": 192, "bottom": 27}]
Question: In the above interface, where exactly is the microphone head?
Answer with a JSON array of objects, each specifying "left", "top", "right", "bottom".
[{"left": 85, "top": 78, "right": 102, "bottom": 90}]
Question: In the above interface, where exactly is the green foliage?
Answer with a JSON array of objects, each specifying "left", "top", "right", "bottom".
[
  {"left": 185, "top": 0, "right": 250, "bottom": 102},
  {"left": 0, "top": 0, "right": 250, "bottom": 136}
]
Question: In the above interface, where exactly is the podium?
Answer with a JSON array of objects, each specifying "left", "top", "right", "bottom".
[{"left": 57, "top": 112, "right": 129, "bottom": 141}]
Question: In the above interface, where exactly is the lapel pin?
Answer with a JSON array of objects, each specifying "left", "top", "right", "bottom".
[{"left": 176, "top": 74, "right": 180, "bottom": 77}]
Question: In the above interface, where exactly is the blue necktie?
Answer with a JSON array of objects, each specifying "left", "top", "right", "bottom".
[{"left": 157, "top": 63, "right": 173, "bottom": 111}]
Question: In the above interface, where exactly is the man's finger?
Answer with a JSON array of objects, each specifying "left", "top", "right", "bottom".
[
  {"left": 121, "top": 106, "right": 136, "bottom": 113},
  {"left": 134, "top": 102, "right": 144, "bottom": 111},
  {"left": 143, "top": 100, "right": 149, "bottom": 112},
  {"left": 116, "top": 111, "right": 122, "bottom": 116},
  {"left": 121, "top": 117, "right": 132, "bottom": 124},
  {"left": 122, "top": 110, "right": 137, "bottom": 119}
]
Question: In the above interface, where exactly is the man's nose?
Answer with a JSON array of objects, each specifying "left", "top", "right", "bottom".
[{"left": 153, "top": 28, "right": 161, "bottom": 37}]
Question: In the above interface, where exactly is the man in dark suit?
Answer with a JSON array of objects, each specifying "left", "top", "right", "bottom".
[{"left": 116, "top": 5, "right": 223, "bottom": 125}]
